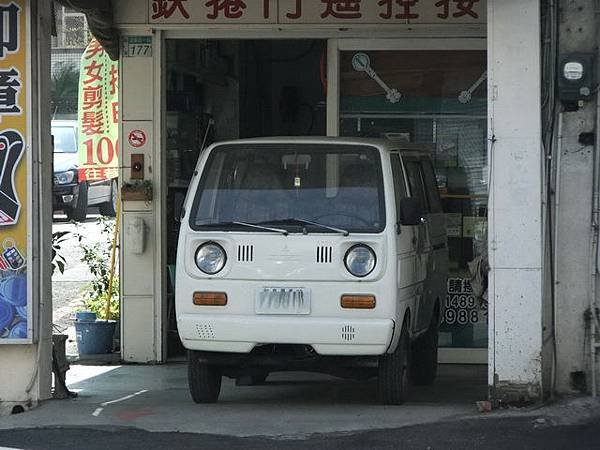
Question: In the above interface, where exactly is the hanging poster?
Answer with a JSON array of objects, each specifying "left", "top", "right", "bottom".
[
  {"left": 0, "top": 0, "right": 31, "bottom": 343},
  {"left": 77, "top": 39, "right": 119, "bottom": 182}
]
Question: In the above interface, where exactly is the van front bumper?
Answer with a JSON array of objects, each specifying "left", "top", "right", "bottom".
[{"left": 178, "top": 314, "right": 395, "bottom": 356}]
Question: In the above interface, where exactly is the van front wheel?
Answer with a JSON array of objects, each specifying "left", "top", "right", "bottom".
[
  {"left": 378, "top": 323, "right": 410, "bottom": 405},
  {"left": 188, "top": 351, "right": 222, "bottom": 403},
  {"left": 410, "top": 313, "right": 439, "bottom": 386}
]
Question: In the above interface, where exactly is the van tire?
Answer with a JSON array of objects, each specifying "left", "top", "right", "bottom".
[
  {"left": 378, "top": 322, "right": 410, "bottom": 405},
  {"left": 99, "top": 179, "right": 117, "bottom": 217},
  {"left": 188, "top": 351, "right": 222, "bottom": 403},
  {"left": 410, "top": 313, "right": 439, "bottom": 386},
  {"left": 66, "top": 182, "right": 88, "bottom": 222}
]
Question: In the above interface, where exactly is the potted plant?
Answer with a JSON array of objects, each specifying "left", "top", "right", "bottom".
[
  {"left": 121, "top": 180, "right": 153, "bottom": 203},
  {"left": 74, "top": 217, "right": 120, "bottom": 355}
]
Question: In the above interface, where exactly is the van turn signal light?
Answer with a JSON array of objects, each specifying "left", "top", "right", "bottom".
[
  {"left": 341, "top": 295, "right": 376, "bottom": 309},
  {"left": 193, "top": 292, "right": 228, "bottom": 306}
]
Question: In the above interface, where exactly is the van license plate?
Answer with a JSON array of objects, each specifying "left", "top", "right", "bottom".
[{"left": 255, "top": 288, "right": 311, "bottom": 315}]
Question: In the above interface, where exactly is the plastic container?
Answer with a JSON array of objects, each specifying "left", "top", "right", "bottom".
[
  {"left": 75, "top": 320, "right": 116, "bottom": 355},
  {"left": 75, "top": 311, "right": 97, "bottom": 322}
]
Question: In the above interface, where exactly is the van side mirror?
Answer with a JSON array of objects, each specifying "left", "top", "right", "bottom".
[
  {"left": 173, "top": 191, "right": 186, "bottom": 223},
  {"left": 399, "top": 197, "right": 423, "bottom": 226}
]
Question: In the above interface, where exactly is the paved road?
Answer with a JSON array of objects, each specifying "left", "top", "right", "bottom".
[{"left": 0, "top": 416, "right": 598, "bottom": 449}]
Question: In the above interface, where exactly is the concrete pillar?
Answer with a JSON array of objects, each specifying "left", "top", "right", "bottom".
[
  {"left": 0, "top": 0, "right": 53, "bottom": 413},
  {"left": 554, "top": 0, "right": 597, "bottom": 394},
  {"left": 487, "top": 0, "right": 544, "bottom": 401},
  {"left": 119, "top": 31, "right": 165, "bottom": 364}
]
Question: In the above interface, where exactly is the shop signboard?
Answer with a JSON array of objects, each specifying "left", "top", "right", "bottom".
[
  {"left": 0, "top": 0, "right": 31, "bottom": 343},
  {"left": 148, "top": 0, "right": 486, "bottom": 25},
  {"left": 77, "top": 39, "right": 119, "bottom": 182}
]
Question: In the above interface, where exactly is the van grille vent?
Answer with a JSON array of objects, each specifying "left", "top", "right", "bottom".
[
  {"left": 341, "top": 325, "right": 356, "bottom": 341},
  {"left": 237, "top": 245, "right": 254, "bottom": 262},
  {"left": 316, "top": 246, "right": 333, "bottom": 264},
  {"left": 196, "top": 323, "right": 216, "bottom": 340}
]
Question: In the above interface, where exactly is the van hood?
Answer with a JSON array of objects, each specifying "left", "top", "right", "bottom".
[{"left": 53, "top": 152, "right": 78, "bottom": 173}]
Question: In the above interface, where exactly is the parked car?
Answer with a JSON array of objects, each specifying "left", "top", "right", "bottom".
[
  {"left": 176, "top": 137, "right": 448, "bottom": 405},
  {"left": 52, "top": 120, "right": 117, "bottom": 221}
]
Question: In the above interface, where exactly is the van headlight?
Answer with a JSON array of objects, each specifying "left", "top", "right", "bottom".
[
  {"left": 344, "top": 244, "right": 376, "bottom": 278},
  {"left": 195, "top": 242, "right": 227, "bottom": 275}
]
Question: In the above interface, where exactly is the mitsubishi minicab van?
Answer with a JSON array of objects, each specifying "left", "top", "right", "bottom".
[{"left": 176, "top": 137, "right": 448, "bottom": 405}]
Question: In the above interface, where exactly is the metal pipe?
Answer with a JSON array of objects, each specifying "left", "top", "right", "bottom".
[
  {"left": 590, "top": 0, "right": 600, "bottom": 398},
  {"left": 551, "top": 112, "right": 563, "bottom": 399},
  {"left": 591, "top": 75, "right": 600, "bottom": 397}
]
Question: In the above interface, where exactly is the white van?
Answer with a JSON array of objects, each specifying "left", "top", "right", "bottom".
[{"left": 176, "top": 137, "right": 448, "bottom": 405}]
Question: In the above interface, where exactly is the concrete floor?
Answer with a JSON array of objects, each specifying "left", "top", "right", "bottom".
[{"left": 0, "top": 364, "right": 489, "bottom": 438}]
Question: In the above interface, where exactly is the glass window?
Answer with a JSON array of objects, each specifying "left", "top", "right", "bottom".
[
  {"left": 404, "top": 160, "right": 428, "bottom": 212},
  {"left": 190, "top": 144, "right": 386, "bottom": 233},
  {"left": 52, "top": 126, "right": 77, "bottom": 153},
  {"left": 421, "top": 161, "right": 443, "bottom": 214},
  {"left": 340, "top": 49, "right": 489, "bottom": 350},
  {"left": 390, "top": 154, "right": 407, "bottom": 221}
]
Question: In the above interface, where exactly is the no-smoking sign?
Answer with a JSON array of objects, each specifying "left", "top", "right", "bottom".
[{"left": 128, "top": 129, "right": 147, "bottom": 148}]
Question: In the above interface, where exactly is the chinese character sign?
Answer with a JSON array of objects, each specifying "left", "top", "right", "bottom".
[
  {"left": 77, "top": 39, "right": 119, "bottom": 182},
  {"left": 147, "top": 0, "right": 486, "bottom": 24},
  {"left": 0, "top": 0, "right": 30, "bottom": 343}
]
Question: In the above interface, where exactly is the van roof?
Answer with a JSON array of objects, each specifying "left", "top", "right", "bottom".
[{"left": 210, "top": 136, "right": 435, "bottom": 156}]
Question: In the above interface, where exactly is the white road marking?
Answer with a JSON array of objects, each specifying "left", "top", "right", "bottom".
[
  {"left": 92, "top": 407, "right": 104, "bottom": 417},
  {"left": 100, "top": 389, "right": 148, "bottom": 407}
]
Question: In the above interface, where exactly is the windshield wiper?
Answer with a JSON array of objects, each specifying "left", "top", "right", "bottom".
[
  {"left": 198, "top": 221, "right": 288, "bottom": 235},
  {"left": 260, "top": 218, "right": 349, "bottom": 236}
]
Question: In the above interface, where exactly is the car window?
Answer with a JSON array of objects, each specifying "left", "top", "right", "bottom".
[
  {"left": 390, "top": 154, "right": 407, "bottom": 222},
  {"left": 190, "top": 144, "right": 386, "bottom": 233},
  {"left": 52, "top": 126, "right": 77, "bottom": 153},
  {"left": 404, "top": 159, "right": 429, "bottom": 213},
  {"left": 420, "top": 160, "right": 443, "bottom": 214}
]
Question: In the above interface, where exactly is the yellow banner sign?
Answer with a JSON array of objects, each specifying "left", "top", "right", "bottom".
[
  {"left": 77, "top": 39, "right": 119, "bottom": 182},
  {"left": 0, "top": 0, "right": 30, "bottom": 342}
]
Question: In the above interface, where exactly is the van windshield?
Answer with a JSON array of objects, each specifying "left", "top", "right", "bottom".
[
  {"left": 190, "top": 144, "right": 386, "bottom": 234},
  {"left": 52, "top": 126, "right": 77, "bottom": 153}
]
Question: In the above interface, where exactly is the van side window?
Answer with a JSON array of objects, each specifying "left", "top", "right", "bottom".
[
  {"left": 390, "top": 154, "right": 407, "bottom": 221},
  {"left": 404, "top": 160, "right": 429, "bottom": 213},
  {"left": 420, "top": 161, "right": 443, "bottom": 214}
]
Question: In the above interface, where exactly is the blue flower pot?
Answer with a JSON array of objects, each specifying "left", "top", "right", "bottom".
[
  {"left": 75, "top": 320, "right": 116, "bottom": 355},
  {"left": 75, "top": 311, "right": 97, "bottom": 322}
]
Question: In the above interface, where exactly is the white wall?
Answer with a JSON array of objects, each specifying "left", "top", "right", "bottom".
[
  {"left": 554, "top": 0, "right": 597, "bottom": 394},
  {"left": 488, "top": 0, "right": 544, "bottom": 400}
]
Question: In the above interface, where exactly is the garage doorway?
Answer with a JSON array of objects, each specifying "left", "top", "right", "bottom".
[
  {"left": 164, "top": 39, "right": 327, "bottom": 356},
  {"left": 161, "top": 37, "right": 488, "bottom": 366}
]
